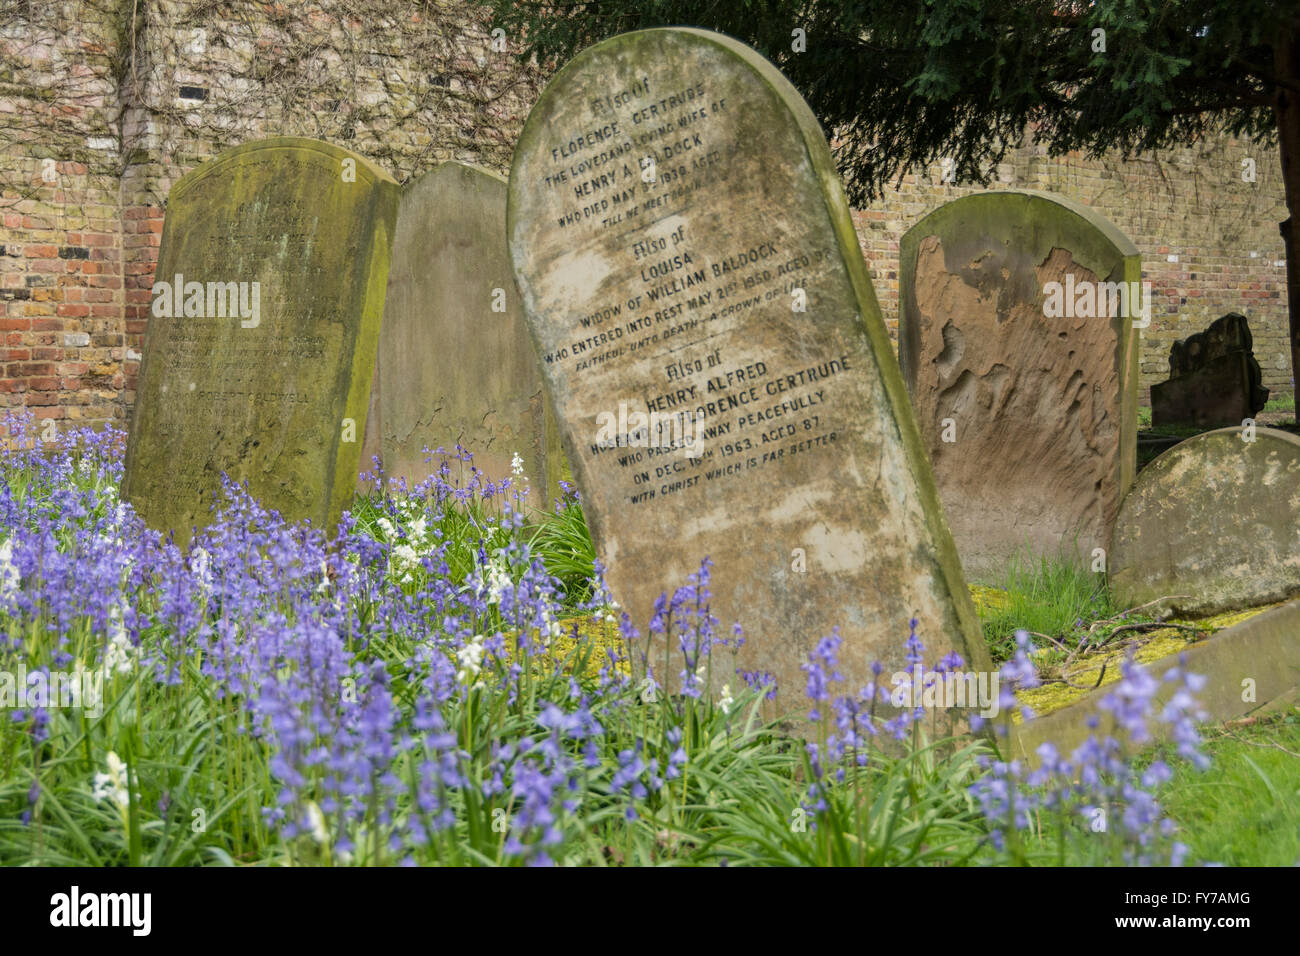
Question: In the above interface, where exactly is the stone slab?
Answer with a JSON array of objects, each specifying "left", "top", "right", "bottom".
[
  {"left": 1010, "top": 599, "right": 1300, "bottom": 766},
  {"left": 360, "top": 162, "right": 565, "bottom": 503},
  {"left": 1152, "top": 351, "right": 1262, "bottom": 429},
  {"left": 1152, "top": 313, "right": 1268, "bottom": 429}
]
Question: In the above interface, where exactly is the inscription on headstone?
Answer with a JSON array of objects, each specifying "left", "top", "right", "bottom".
[
  {"left": 508, "top": 28, "right": 989, "bottom": 701},
  {"left": 359, "top": 162, "right": 565, "bottom": 503},
  {"left": 899, "top": 190, "right": 1140, "bottom": 579},
  {"left": 123, "top": 137, "right": 399, "bottom": 545}
]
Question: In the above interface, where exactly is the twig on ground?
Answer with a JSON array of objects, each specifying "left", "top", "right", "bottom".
[
  {"left": 1092, "top": 620, "right": 1208, "bottom": 648},
  {"left": 1085, "top": 595, "right": 1193, "bottom": 637},
  {"left": 1222, "top": 729, "right": 1300, "bottom": 759}
]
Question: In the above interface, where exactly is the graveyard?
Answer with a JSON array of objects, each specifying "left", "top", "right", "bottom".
[{"left": 2, "top": 5, "right": 1299, "bottom": 874}]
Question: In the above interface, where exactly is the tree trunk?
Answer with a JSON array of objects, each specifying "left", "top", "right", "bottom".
[{"left": 1274, "top": 23, "right": 1300, "bottom": 406}]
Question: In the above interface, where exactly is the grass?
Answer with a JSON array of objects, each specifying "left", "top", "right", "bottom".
[
  {"left": 1263, "top": 391, "right": 1295, "bottom": 415},
  {"left": 973, "top": 553, "right": 1114, "bottom": 662},
  {"left": 1146, "top": 711, "right": 1300, "bottom": 866}
]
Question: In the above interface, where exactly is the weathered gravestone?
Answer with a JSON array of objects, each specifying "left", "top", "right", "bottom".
[
  {"left": 899, "top": 191, "right": 1140, "bottom": 579},
  {"left": 359, "top": 162, "right": 565, "bottom": 503},
  {"left": 1151, "top": 312, "right": 1269, "bottom": 429},
  {"left": 123, "top": 137, "right": 399, "bottom": 545},
  {"left": 1111, "top": 427, "right": 1300, "bottom": 616},
  {"left": 507, "top": 28, "right": 990, "bottom": 704}
]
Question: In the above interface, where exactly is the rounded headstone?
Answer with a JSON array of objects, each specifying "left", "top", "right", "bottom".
[
  {"left": 507, "top": 28, "right": 990, "bottom": 703},
  {"left": 899, "top": 190, "right": 1140, "bottom": 580},
  {"left": 1110, "top": 427, "right": 1300, "bottom": 616},
  {"left": 123, "top": 137, "right": 399, "bottom": 545}
]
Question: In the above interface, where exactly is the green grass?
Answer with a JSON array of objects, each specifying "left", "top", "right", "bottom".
[
  {"left": 528, "top": 501, "right": 598, "bottom": 604},
  {"left": 1263, "top": 392, "right": 1295, "bottom": 415},
  {"left": 349, "top": 489, "right": 597, "bottom": 609},
  {"left": 1148, "top": 711, "right": 1300, "bottom": 866},
  {"left": 975, "top": 554, "right": 1114, "bottom": 662}
]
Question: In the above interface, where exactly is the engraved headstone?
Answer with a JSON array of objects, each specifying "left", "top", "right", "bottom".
[
  {"left": 1151, "top": 312, "right": 1269, "bottom": 429},
  {"left": 507, "top": 28, "right": 990, "bottom": 703},
  {"left": 359, "top": 162, "right": 565, "bottom": 503},
  {"left": 1110, "top": 427, "right": 1300, "bottom": 617},
  {"left": 899, "top": 190, "right": 1140, "bottom": 579},
  {"left": 123, "top": 137, "right": 399, "bottom": 545}
]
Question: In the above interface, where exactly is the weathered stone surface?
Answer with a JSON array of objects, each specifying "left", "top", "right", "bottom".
[
  {"left": 360, "top": 162, "right": 565, "bottom": 502},
  {"left": 1111, "top": 427, "right": 1300, "bottom": 616},
  {"left": 1151, "top": 313, "right": 1269, "bottom": 429},
  {"left": 1010, "top": 599, "right": 1300, "bottom": 766},
  {"left": 123, "top": 137, "right": 399, "bottom": 545},
  {"left": 1169, "top": 311, "right": 1253, "bottom": 376},
  {"left": 899, "top": 190, "right": 1140, "bottom": 579},
  {"left": 507, "top": 28, "right": 990, "bottom": 704}
]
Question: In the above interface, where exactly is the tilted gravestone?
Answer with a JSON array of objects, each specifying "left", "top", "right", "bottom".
[
  {"left": 507, "top": 28, "right": 990, "bottom": 704},
  {"left": 1110, "top": 427, "right": 1300, "bottom": 617},
  {"left": 1151, "top": 312, "right": 1269, "bottom": 429},
  {"left": 359, "top": 162, "right": 565, "bottom": 503},
  {"left": 899, "top": 190, "right": 1140, "bottom": 580},
  {"left": 123, "top": 137, "right": 399, "bottom": 545}
]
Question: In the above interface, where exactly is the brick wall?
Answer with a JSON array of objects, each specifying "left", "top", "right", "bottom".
[
  {"left": 1, "top": 1, "right": 1292, "bottom": 428},
  {"left": 0, "top": 1, "right": 124, "bottom": 425},
  {"left": 1, "top": 0, "right": 545, "bottom": 427}
]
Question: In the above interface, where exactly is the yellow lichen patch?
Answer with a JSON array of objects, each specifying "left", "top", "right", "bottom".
[
  {"left": 551, "top": 614, "right": 631, "bottom": 681},
  {"left": 1169, "top": 603, "right": 1282, "bottom": 630},
  {"left": 497, "top": 613, "right": 631, "bottom": 684},
  {"left": 1013, "top": 602, "right": 1278, "bottom": 722},
  {"left": 970, "top": 585, "right": 1010, "bottom": 614}
]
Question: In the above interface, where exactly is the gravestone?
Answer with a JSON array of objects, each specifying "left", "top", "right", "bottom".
[
  {"left": 123, "top": 137, "right": 399, "bottom": 545},
  {"left": 507, "top": 28, "right": 990, "bottom": 703},
  {"left": 359, "top": 162, "right": 565, "bottom": 503},
  {"left": 1151, "top": 313, "right": 1269, "bottom": 428},
  {"left": 899, "top": 191, "right": 1140, "bottom": 579},
  {"left": 1111, "top": 427, "right": 1300, "bottom": 616}
]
